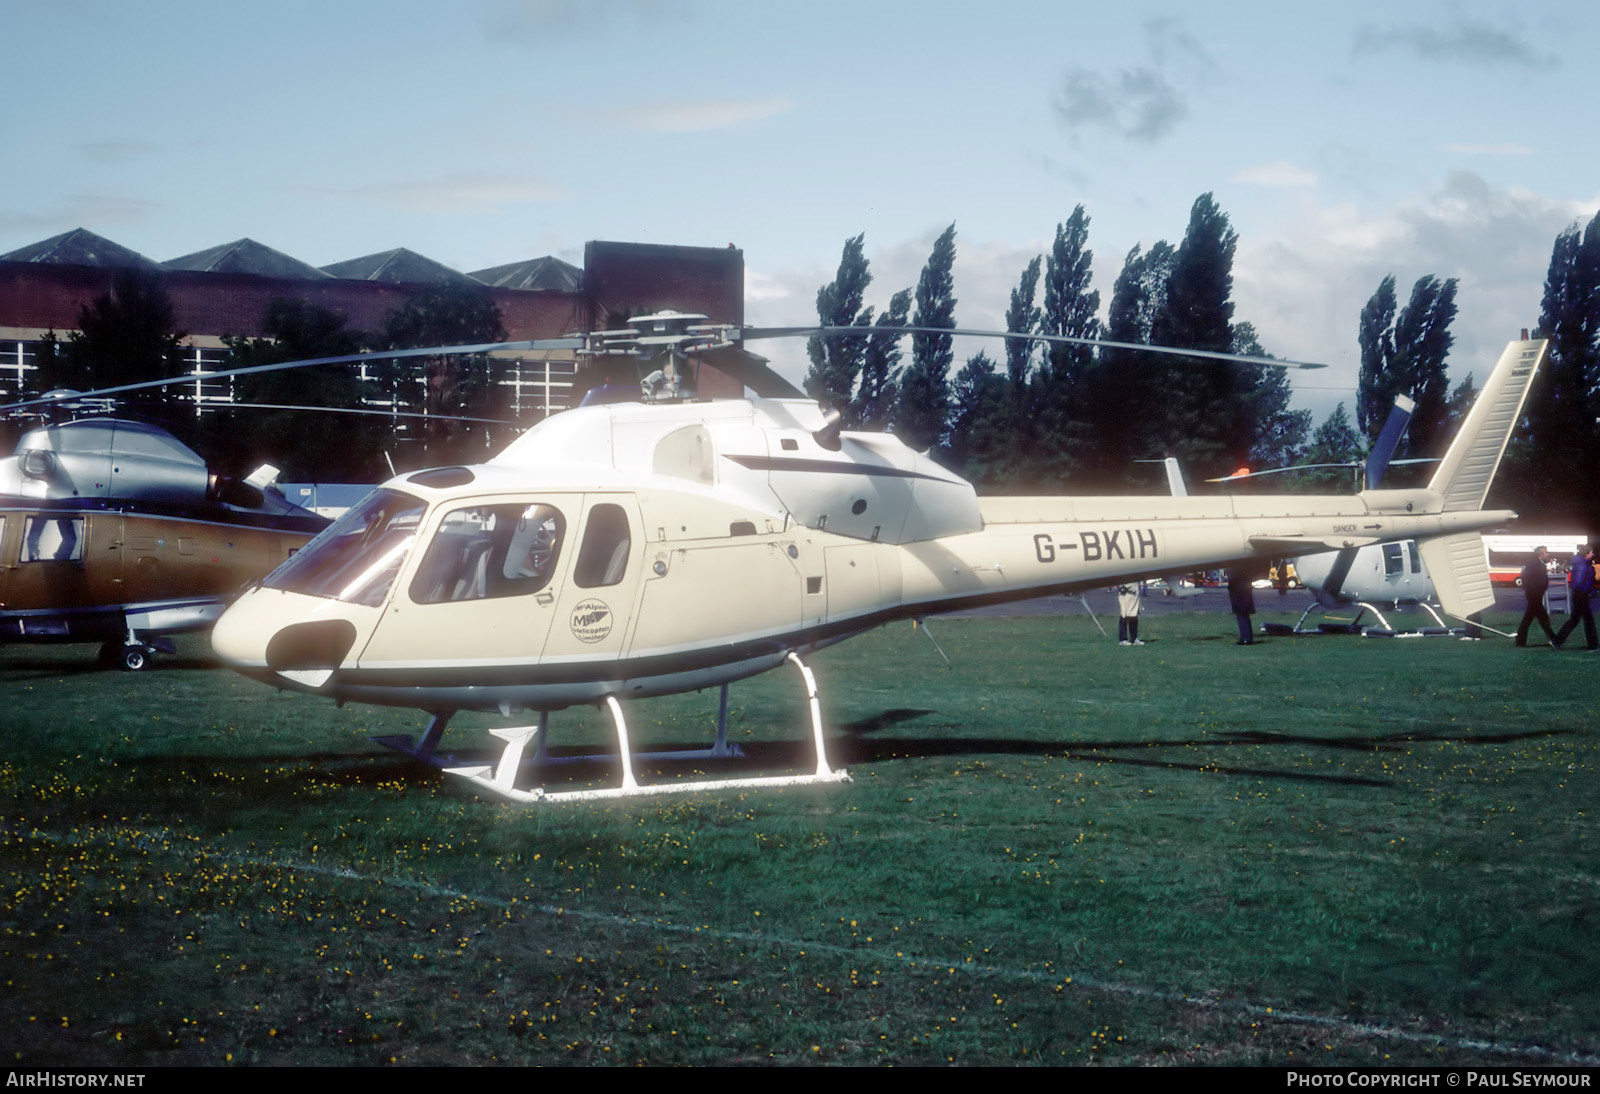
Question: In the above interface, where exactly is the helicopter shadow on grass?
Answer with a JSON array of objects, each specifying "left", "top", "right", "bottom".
[
  {"left": 821, "top": 713, "right": 1577, "bottom": 790},
  {"left": 77, "top": 719, "right": 1576, "bottom": 805}
]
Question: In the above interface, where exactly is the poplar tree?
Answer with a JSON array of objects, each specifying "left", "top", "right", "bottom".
[
  {"left": 1149, "top": 192, "right": 1242, "bottom": 478},
  {"left": 1003, "top": 255, "right": 1042, "bottom": 395},
  {"left": 893, "top": 224, "right": 957, "bottom": 452},
  {"left": 1356, "top": 275, "right": 1399, "bottom": 437},
  {"left": 852, "top": 289, "right": 911, "bottom": 429},
  {"left": 803, "top": 234, "right": 872, "bottom": 409},
  {"left": 1392, "top": 276, "right": 1458, "bottom": 456},
  {"left": 994, "top": 255, "right": 1042, "bottom": 482},
  {"left": 1355, "top": 273, "right": 1459, "bottom": 458},
  {"left": 1092, "top": 240, "right": 1173, "bottom": 482},
  {"left": 1518, "top": 212, "right": 1600, "bottom": 522},
  {"left": 1031, "top": 207, "right": 1099, "bottom": 487}
]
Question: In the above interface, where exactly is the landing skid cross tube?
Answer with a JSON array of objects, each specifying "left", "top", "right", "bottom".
[
  {"left": 430, "top": 653, "right": 850, "bottom": 803},
  {"left": 1264, "top": 599, "right": 1464, "bottom": 638}
]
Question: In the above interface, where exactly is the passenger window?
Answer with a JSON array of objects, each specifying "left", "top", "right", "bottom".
[
  {"left": 1382, "top": 542, "right": 1403, "bottom": 576},
  {"left": 21, "top": 517, "right": 83, "bottom": 562},
  {"left": 410, "top": 503, "right": 565, "bottom": 604},
  {"left": 1408, "top": 541, "right": 1422, "bottom": 574},
  {"left": 574, "top": 503, "right": 631, "bottom": 588}
]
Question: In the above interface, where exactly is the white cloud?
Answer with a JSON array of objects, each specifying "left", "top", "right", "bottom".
[
  {"left": 1053, "top": 17, "right": 1215, "bottom": 146},
  {"left": 1055, "top": 67, "right": 1187, "bottom": 143},
  {"left": 1235, "top": 162, "right": 1319, "bottom": 188},
  {"left": 1352, "top": 18, "right": 1559, "bottom": 70},
  {"left": 744, "top": 269, "right": 794, "bottom": 304},
  {"left": 1233, "top": 173, "right": 1595, "bottom": 418}
]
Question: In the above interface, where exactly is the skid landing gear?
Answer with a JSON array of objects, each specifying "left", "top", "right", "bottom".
[
  {"left": 1261, "top": 600, "right": 1459, "bottom": 638},
  {"left": 373, "top": 652, "right": 850, "bottom": 803}
]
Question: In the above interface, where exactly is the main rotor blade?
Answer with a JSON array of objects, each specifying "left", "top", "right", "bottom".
[
  {"left": 740, "top": 325, "right": 1329, "bottom": 371},
  {"left": 696, "top": 344, "right": 803, "bottom": 398},
  {"left": 0, "top": 336, "right": 585, "bottom": 413},
  {"left": 224, "top": 402, "right": 515, "bottom": 425}
]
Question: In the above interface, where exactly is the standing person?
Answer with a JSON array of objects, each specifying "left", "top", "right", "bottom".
[
  {"left": 1555, "top": 544, "right": 1598, "bottom": 651},
  {"left": 1228, "top": 566, "right": 1257, "bottom": 645},
  {"left": 1515, "top": 545, "right": 1557, "bottom": 647},
  {"left": 1116, "top": 582, "right": 1144, "bottom": 646}
]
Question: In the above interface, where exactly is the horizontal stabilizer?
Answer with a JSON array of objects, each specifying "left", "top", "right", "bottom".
[
  {"left": 244, "top": 464, "right": 281, "bottom": 489},
  {"left": 1417, "top": 533, "right": 1495, "bottom": 617}
]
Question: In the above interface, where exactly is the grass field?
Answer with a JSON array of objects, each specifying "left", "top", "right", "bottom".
[{"left": 2, "top": 606, "right": 1598, "bottom": 1066}]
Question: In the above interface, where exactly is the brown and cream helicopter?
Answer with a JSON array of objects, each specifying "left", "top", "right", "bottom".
[
  {"left": 4, "top": 319, "right": 1541, "bottom": 798},
  {"left": 0, "top": 410, "right": 327, "bottom": 669}
]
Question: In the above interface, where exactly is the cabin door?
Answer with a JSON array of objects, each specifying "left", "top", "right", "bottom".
[
  {"left": 542, "top": 496, "right": 645, "bottom": 664},
  {"left": 354, "top": 496, "right": 576, "bottom": 670}
]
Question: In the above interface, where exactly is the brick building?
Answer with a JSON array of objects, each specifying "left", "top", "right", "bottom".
[{"left": 0, "top": 229, "right": 746, "bottom": 418}]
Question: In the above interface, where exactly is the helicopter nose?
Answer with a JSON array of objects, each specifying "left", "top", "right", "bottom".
[
  {"left": 212, "top": 587, "right": 355, "bottom": 667},
  {"left": 212, "top": 592, "right": 272, "bottom": 667}
]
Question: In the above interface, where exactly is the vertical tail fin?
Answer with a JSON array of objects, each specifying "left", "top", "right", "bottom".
[
  {"left": 1427, "top": 339, "right": 1547, "bottom": 511},
  {"left": 1414, "top": 338, "right": 1546, "bottom": 619},
  {"left": 1162, "top": 456, "right": 1187, "bottom": 497}
]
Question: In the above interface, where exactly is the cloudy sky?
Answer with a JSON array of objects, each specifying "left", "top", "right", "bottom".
[{"left": 3, "top": 0, "right": 1595, "bottom": 421}]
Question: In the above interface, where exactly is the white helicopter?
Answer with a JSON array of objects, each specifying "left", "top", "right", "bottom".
[{"left": 148, "top": 317, "right": 1534, "bottom": 804}]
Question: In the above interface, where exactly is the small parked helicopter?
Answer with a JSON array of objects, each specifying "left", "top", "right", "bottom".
[
  {"left": 1215, "top": 396, "right": 1467, "bottom": 637},
  {"left": 166, "top": 318, "right": 1540, "bottom": 803},
  {"left": 0, "top": 413, "right": 327, "bottom": 668}
]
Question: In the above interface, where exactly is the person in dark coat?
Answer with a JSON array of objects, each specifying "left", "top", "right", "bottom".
[
  {"left": 1227, "top": 566, "right": 1257, "bottom": 645},
  {"left": 1555, "top": 544, "right": 1598, "bottom": 651},
  {"left": 1515, "top": 545, "right": 1556, "bottom": 647}
]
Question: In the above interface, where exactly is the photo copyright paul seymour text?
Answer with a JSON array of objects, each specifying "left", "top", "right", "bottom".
[{"left": 1287, "top": 1075, "right": 1591, "bottom": 1088}]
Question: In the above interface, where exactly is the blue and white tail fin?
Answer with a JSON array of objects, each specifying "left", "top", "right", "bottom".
[
  {"left": 1365, "top": 394, "right": 1414, "bottom": 490},
  {"left": 1416, "top": 338, "right": 1548, "bottom": 618}
]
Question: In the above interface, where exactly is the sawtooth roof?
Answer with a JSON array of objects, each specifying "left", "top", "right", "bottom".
[
  {"left": 470, "top": 255, "right": 582, "bottom": 292},
  {"left": 320, "top": 247, "right": 479, "bottom": 286},
  {"left": 0, "top": 228, "right": 162, "bottom": 269},
  {"left": 164, "top": 238, "right": 331, "bottom": 280}
]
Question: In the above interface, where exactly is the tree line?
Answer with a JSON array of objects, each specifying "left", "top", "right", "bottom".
[
  {"left": 805, "top": 196, "right": 1600, "bottom": 531},
  {"left": 804, "top": 195, "right": 1310, "bottom": 493}
]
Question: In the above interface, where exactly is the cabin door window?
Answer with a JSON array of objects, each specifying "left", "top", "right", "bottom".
[
  {"left": 20, "top": 516, "right": 83, "bottom": 562},
  {"left": 408, "top": 503, "right": 566, "bottom": 604},
  {"left": 572, "top": 503, "right": 632, "bottom": 588}
]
